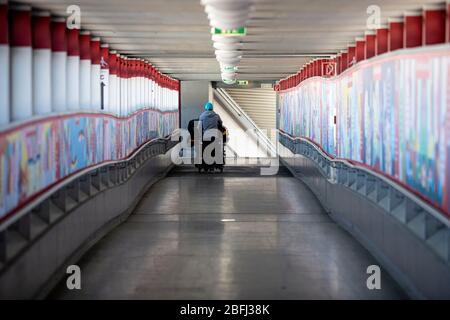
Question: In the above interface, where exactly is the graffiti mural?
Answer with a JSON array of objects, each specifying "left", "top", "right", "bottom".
[
  {"left": 279, "top": 45, "right": 450, "bottom": 216},
  {"left": 0, "top": 109, "right": 178, "bottom": 218}
]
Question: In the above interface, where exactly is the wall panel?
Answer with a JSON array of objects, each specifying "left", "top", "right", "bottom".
[{"left": 278, "top": 45, "right": 450, "bottom": 217}]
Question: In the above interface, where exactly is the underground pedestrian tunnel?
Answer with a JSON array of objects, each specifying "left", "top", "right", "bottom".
[{"left": 0, "top": 0, "right": 449, "bottom": 300}]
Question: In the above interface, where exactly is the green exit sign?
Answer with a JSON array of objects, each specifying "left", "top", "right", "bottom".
[
  {"left": 211, "top": 27, "right": 247, "bottom": 36},
  {"left": 237, "top": 80, "right": 249, "bottom": 86}
]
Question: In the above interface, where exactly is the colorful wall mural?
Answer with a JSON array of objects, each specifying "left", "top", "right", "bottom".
[
  {"left": 278, "top": 45, "right": 450, "bottom": 217},
  {"left": 0, "top": 109, "right": 178, "bottom": 219}
]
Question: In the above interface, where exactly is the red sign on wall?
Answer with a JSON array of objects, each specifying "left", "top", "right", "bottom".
[{"left": 322, "top": 62, "right": 336, "bottom": 77}]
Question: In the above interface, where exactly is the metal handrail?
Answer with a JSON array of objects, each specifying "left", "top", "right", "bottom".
[
  {"left": 279, "top": 130, "right": 450, "bottom": 228},
  {"left": 0, "top": 135, "right": 175, "bottom": 232}
]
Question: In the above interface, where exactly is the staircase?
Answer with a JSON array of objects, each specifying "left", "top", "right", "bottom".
[{"left": 223, "top": 88, "right": 276, "bottom": 135}]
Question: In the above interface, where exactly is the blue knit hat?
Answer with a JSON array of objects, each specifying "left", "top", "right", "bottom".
[{"left": 204, "top": 102, "right": 213, "bottom": 111}]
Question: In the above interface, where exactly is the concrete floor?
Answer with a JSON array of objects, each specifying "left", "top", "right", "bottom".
[{"left": 50, "top": 165, "right": 407, "bottom": 299}]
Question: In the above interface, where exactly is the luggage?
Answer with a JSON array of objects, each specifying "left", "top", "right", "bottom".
[
  {"left": 197, "top": 125, "right": 228, "bottom": 173},
  {"left": 188, "top": 116, "right": 228, "bottom": 173},
  {"left": 187, "top": 118, "right": 198, "bottom": 147}
]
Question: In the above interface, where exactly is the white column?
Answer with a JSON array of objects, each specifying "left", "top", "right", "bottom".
[
  {"left": 10, "top": 5, "right": 33, "bottom": 121},
  {"left": 32, "top": 12, "right": 52, "bottom": 115},
  {"left": 135, "top": 59, "right": 140, "bottom": 110},
  {"left": 134, "top": 62, "right": 138, "bottom": 111},
  {"left": 0, "top": 2, "right": 10, "bottom": 125},
  {"left": 129, "top": 60, "right": 133, "bottom": 112},
  {"left": 150, "top": 73, "right": 154, "bottom": 108},
  {"left": 100, "top": 43, "right": 109, "bottom": 111},
  {"left": 120, "top": 55, "right": 125, "bottom": 116},
  {"left": 90, "top": 37, "right": 101, "bottom": 110},
  {"left": 108, "top": 50, "right": 117, "bottom": 114},
  {"left": 79, "top": 31, "right": 91, "bottom": 110},
  {"left": 127, "top": 58, "right": 132, "bottom": 113},
  {"left": 144, "top": 62, "right": 149, "bottom": 108},
  {"left": 123, "top": 57, "right": 130, "bottom": 116},
  {"left": 117, "top": 54, "right": 122, "bottom": 116},
  {"left": 51, "top": 18, "right": 67, "bottom": 112},
  {"left": 130, "top": 58, "right": 136, "bottom": 112},
  {"left": 139, "top": 60, "right": 143, "bottom": 109},
  {"left": 66, "top": 28, "right": 80, "bottom": 111}
]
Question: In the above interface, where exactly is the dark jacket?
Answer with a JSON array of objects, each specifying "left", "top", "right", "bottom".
[{"left": 198, "top": 110, "right": 222, "bottom": 133}]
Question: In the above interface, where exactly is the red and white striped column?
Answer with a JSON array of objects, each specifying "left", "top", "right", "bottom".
[
  {"left": 119, "top": 55, "right": 125, "bottom": 115},
  {"left": 135, "top": 59, "right": 141, "bottom": 110},
  {"left": 126, "top": 57, "right": 132, "bottom": 113},
  {"left": 140, "top": 59, "right": 145, "bottom": 109},
  {"left": 90, "top": 37, "right": 101, "bottom": 110},
  {"left": 10, "top": 5, "right": 33, "bottom": 121},
  {"left": 147, "top": 63, "right": 151, "bottom": 108},
  {"left": 116, "top": 54, "right": 122, "bottom": 115},
  {"left": 144, "top": 61, "right": 149, "bottom": 108},
  {"left": 108, "top": 50, "right": 117, "bottom": 114},
  {"left": 117, "top": 54, "right": 123, "bottom": 115},
  {"left": 66, "top": 28, "right": 79, "bottom": 110},
  {"left": 100, "top": 43, "right": 109, "bottom": 111},
  {"left": 79, "top": 31, "right": 91, "bottom": 109},
  {"left": 122, "top": 56, "right": 129, "bottom": 115},
  {"left": 0, "top": 0, "right": 9, "bottom": 125},
  {"left": 137, "top": 59, "right": 143, "bottom": 110},
  {"left": 51, "top": 17, "right": 67, "bottom": 112},
  {"left": 135, "top": 59, "right": 141, "bottom": 109},
  {"left": 150, "top": 65, "right": 156, "bottom": 108},
  {"left": 157, "top": 72, "right": 161, "bottom": 108},
  {"left": 128, "top": 58, "right": 134, "bottom": 112},
  {"left": 32, "top": 11, "right": 52, "bottom": 115}
]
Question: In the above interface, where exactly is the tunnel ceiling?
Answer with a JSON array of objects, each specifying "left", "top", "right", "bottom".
[{"left": 19, "top": 0, "right": 444, "bottom": 81}]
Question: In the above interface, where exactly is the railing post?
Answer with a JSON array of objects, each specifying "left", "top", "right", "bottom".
[
  {"left": 51, "top": 187, "right": 69, "bottom": 212},
  {"left": 0, "top": 230, "right": 6, "bottom": 263},
  {"left": 14, "top": 214, "right": 31, "bottom": 241},
  {"left": 80, "top": 174, "right": 94, "bottom": 196},
  {"left": 67, "top": 179, "right": 81, "bottom": 203}
]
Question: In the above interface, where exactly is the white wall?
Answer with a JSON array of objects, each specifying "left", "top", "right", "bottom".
[{"left": 180, "top": 81, "right": 209, "bottom": 129}]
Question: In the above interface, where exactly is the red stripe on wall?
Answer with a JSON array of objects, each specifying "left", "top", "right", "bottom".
[
  {"left": 365, "top": 34, "right": 376, "bottom": 59},
  {"left": 348, "top": 46, "right": 356, "bottom": 67},
  {"left": 389, "top": 21, "right": 404, "bottom": 51},
  {"left": 355, "top": 39, "right": 365, "bottom": 62},
  {"left": 376, "top": 28, "right": 389, "bottom": 55},
  {"left": 90, "top": 37, "right": 100, "bottom": 64},
  {"left": 0, "top": 3, "right": 8, "bottom": 44},
  {"left": 79, "top": 32, "right": 90, "bottom": 60},
  {"left": 51, "top": 18, "right": 66, "bottom": 52},
  {"left": 424, "top": 9, "right": 446, "bottom": 45},
  {"left": 32, "top": 13, "right": 51, "bottom": 49},
  {"left": 67, "top": 28, "right": 79, "bottom": 56},
  {"left": 405, "top": 15, "right": 423, "bottom": 48},
  {"left": 341, "top": 52, "right": 348, "bottom": 71},
  {"left": 111, "top": 53, "right": 118, "bottom": 75},
  {"left": 9, "top": 6, "right": 32, "bottom": 47},
  {"left": 101, "top": 45, "right": 109, "bottom": 69}
]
